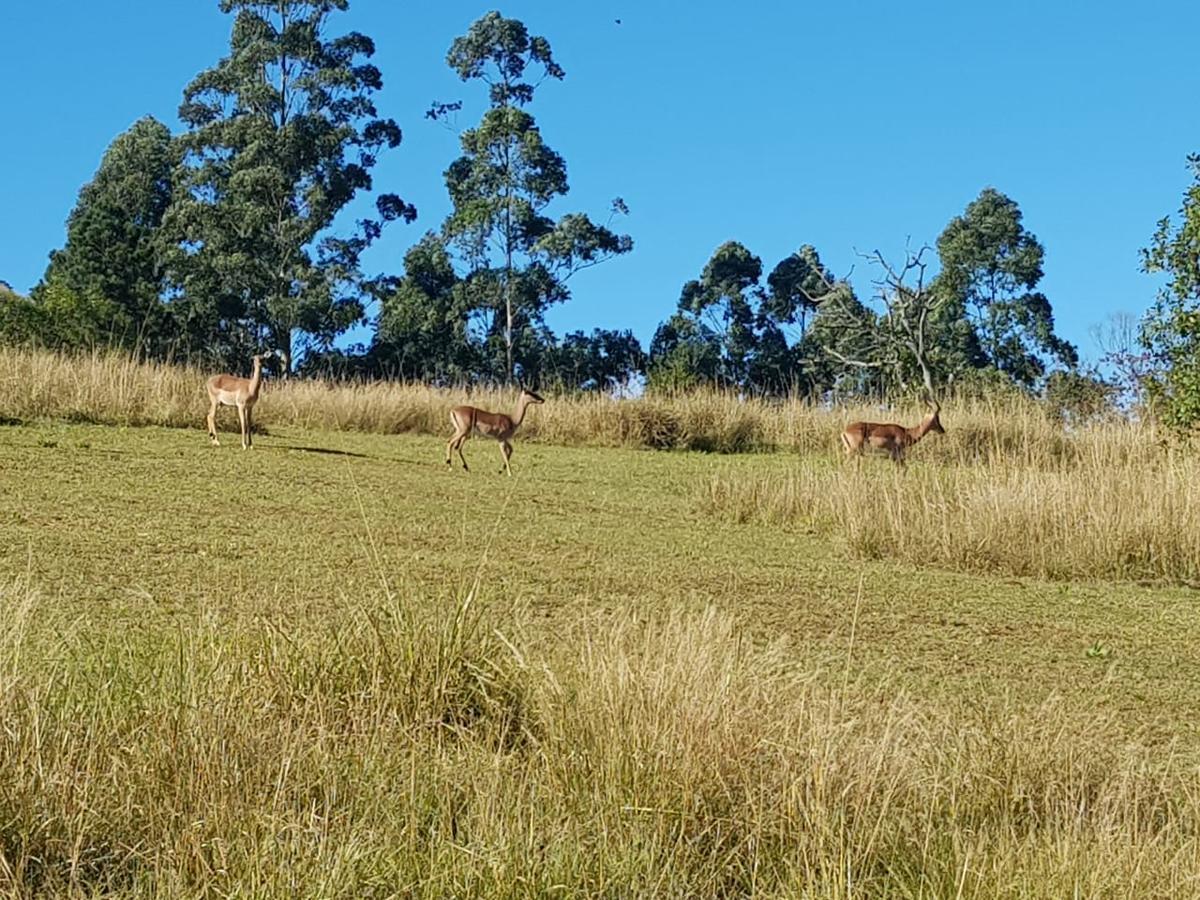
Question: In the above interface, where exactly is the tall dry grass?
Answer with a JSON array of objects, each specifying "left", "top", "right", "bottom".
[
  {"left": 701, "top": 437, "right": 1200, "bottom": 584},
  {"left": 1, "top": 580, "right": 1197, "bottom": 897},
  {"left": 0, "top": 347, "right": 780, "bottom": 450},
  {"left": 0, "top": 346, "right": 1151, "bottom": 458}
]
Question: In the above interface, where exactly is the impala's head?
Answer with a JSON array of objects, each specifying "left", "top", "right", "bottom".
[
  {"left": 926, "top": 401, "right": 945, "bottom": 434},
  {"left": 521, "top": 388, "right": 545, "bottom": 405}
]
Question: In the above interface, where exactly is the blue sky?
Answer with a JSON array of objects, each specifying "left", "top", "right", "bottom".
[{"left": 1, "top": 1, "right": 1197, "bottom": 361}]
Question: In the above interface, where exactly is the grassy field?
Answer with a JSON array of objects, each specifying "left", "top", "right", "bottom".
[{"left": 2, "top": 414, "right": 1200, "bottom": 896}]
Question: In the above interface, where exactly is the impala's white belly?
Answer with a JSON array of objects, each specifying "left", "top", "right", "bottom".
[{"left": 213, "top": 389, "right": 242, "bottom": 407}]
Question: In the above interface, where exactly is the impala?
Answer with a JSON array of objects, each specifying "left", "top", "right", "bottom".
[
  {"left": 446, "top": 388, "right": 545, "bottom": 476},
  {"left": 841, "top": 401, "right": 944, "bottom": 465},
  {"left": 206, "top": 352, "right": 273, "bottom": 450}
]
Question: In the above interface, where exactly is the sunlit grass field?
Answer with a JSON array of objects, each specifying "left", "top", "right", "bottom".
[{"left": 2, "top": 407, "right": 1200, "bottom": 896}]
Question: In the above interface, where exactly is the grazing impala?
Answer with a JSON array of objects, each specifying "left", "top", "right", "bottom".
[
  {"left": 841, "top": 401, "right": 944, "bottom": 465},
  {"left": 446, "top": 388, "right": 545, "bottom": 476},
  {"left": 206, "top": 352, "right": 273, "bottom": 450}
]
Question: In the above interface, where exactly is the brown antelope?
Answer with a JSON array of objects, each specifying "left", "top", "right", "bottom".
[
  {"left": 841, "top": 401, "right": 944, "bottom": 465},
  {"left": 446, "top": 388, "right": 545, "bottom": 476},
  {"left": 206, "top": 352, "right": 273, "bottom": 450}
]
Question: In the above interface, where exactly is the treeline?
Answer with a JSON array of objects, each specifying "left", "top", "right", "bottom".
[{"left": 2, "top": 3, "right": 1199, "bottom": 430}]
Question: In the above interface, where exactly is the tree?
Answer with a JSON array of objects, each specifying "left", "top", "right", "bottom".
[
  {"left": 676, "top": 241, "right": 762, "bottom": 386},
  {"left": 432, "top": 12, "right": 632, "bottom": 383},
  {"left": 652, "top": 241, "right": 850, "bottom": 395},
  {"left": 1, "top": 277, "right": 123, "bottom": 351},
  {"left": 646, "top": 313, "right": 722, "bottom": 393},
  {"left": 372, "top": 233, "right": 475, "bottom": 383},
  {"left": 1043, "top": 369, "right": 1116, "bottom": 425},
  {"left": 817, "top": 246, "right": 950, "bottom": 399},
  {"left": 1140, "top": 154, "right": 1200, "bottom": 433},
  {"left": 38, "top": 116, "right": 174, "bottom": 355},
  {"left": 935, "top": 188, "right": 1077, "bottom": 387},
  {"left": 1091, "top": 312, "right": 1153, "bottom": 413},
  {"left": 162, "top": 0, "right": 415, "bottom": 372},
  {"left": 544, "top": 328, "right": 645, "bottom": 392},
  {"left": 760, "top": 244, "right": 847, "bottom": 396}
]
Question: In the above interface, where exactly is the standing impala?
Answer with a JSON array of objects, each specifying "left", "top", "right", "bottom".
[
  {"left": 841, "top": 400, "right": 944, "bottom": 465},
  {"left": 446, "top": 388, "right": 544, "bottom": 476},
  {"left": 206, "top": 352, "right": 273, "bottom": 450}
]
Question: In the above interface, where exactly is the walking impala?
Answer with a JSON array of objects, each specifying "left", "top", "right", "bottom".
[
  {"left": 841, "top": 400, "right": 944, "bottom": 465},
  {"left": 446, "top": 388, "right": 545, "bottom": 476},
  {"left": 206, "top": 352, "right": 273, "bottom": 450}
]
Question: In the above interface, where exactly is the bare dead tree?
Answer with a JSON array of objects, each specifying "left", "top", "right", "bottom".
[
  {"left": 815, "top": 244, "right": 949, "bottom": 401},
  {"left": 1090, "top": 311, "right": 1153, "bottom": 412}
]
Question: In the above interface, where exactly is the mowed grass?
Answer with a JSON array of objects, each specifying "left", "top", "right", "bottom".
[{"left": 2, "top": 422, "right": 1200, "bottom": 896}]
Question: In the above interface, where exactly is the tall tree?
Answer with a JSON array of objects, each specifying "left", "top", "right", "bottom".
[
  {"left": 38, "top": 116, "right": 174, "bottom": 355},
  {"left": 162, "top": 0, "right": 415, "bottom": 371},
  {"left": 677, "top": 241, "right": 762, "bottom": 386},
  {"left": 432, "top": 12, "right": 632, "bottom": 383},
  {"left": 1140, "top": 154, "right": 1200, "bottom": 433},
  {"left": 934, "top": 188, "right": 1077, "bottom": 386},
  {"left": 759, "top": 244, "right": 844, "bottom": 395}
]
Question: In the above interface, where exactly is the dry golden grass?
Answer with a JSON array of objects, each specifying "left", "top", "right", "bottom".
[
  {"left": 700, "top": 423, "right": 1199, "bottom": 585},
  {"left": 0, "top": 346, "right": 1148, "bottom": 458},
  {"left": 2, "top": 579, "right": 1198, "bottom": 897}
]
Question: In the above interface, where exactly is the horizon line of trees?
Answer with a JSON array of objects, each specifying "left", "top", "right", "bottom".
[{"left": 1, "top": 3, "right": 1198, "bottom": 431}]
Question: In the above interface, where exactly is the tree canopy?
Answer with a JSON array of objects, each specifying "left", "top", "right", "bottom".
[{"left": 161, "top": 0, "right": 415, "bottom": 371}]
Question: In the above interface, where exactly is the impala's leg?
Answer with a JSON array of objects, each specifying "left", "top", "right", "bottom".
[
  {"left": 207, "top": 397, "right": 221, "bottom": 446},
  {"left": 237, "top": 403, "right": 249, "bottom": 450},
  {"left": 446, "top": 430, "right": 466, "bottom": 468},
  {"left": 245, "top": 404, "right": 254, "bottom": 449},
  {"left": 499, "top": 440, "right": 513, "bottom": 476},
  {"left": 457, "top": 435, "right": 470, "bottom": 472}
]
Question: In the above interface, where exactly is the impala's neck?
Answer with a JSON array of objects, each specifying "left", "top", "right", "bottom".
[
  {"left": 248, "top": 358, "right": 264, "bottom": 397},
  {"left": 510, "top": 393, "right": 533, "bottom": 430},
  {"left": 907, "top": 411, "right": 938, "bottom": 443}
]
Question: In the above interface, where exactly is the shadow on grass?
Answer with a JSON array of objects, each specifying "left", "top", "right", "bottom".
[{"left": 269, "top": 443, "right": 372, "bottom": 460}]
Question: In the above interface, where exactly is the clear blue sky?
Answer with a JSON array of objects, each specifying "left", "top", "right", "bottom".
[{"left": 1, "top": 1, "right": 1197, "bottom": 361}]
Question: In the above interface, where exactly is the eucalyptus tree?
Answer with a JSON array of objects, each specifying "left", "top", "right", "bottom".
[
  {"left": 163, "top": 0, "right": 414, "bottom": 370},
  {"left": 431, "top": 12, "right": 632, "bottom": 383},
  {"left": 934, "top": 188, "right": 1077, "bottom": 386},
  {"left": 675, "top": 241, "right": 763, "bottom": 386}
]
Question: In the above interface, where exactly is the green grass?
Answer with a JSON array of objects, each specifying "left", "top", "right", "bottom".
[
  {"left": 2, "top": 422, "right": 1200, "bottom": 896},
  {"left": 3, "top": 422, "right": 1197, "bottom": 728}
]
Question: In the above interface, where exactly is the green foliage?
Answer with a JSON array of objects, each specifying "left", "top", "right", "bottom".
[
  {"left": 0, "top": 286, "right": 47, "bottom": 346},
  {"left": 373, "top": 234, "right": 476, "bottom": 382},
  {"left": 1043, "top": 369, "right": 1117, "bottom": 425},
  {"left": 647, "top": 313, "right": 723, "bottom": 393},
  {"left": 935, "top": 188, "right": 1077, "bottom": 386},
  {"left": 676, "top": 241, "right": 762, "bottom": 385},
  {"left": 1, "top": 278, "right": 125, "bottom": 350},
  {"left": 1141, "top": 155, "right": 1200, "bottom": 435},
  {"left": 38, "top": 117, "right": 175, "bottom": 356},
  {"left": 431, "top": 12, "right": 632, "bottom": 383},
  {"left": 651, "top": 242, "right": 848, "bottom": 395},
  {"left": 544, "top": 328, "right": 646, "bottom": 392},
  {"left": 162, "top": 0, "right": 414, "bottom": 371}
]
